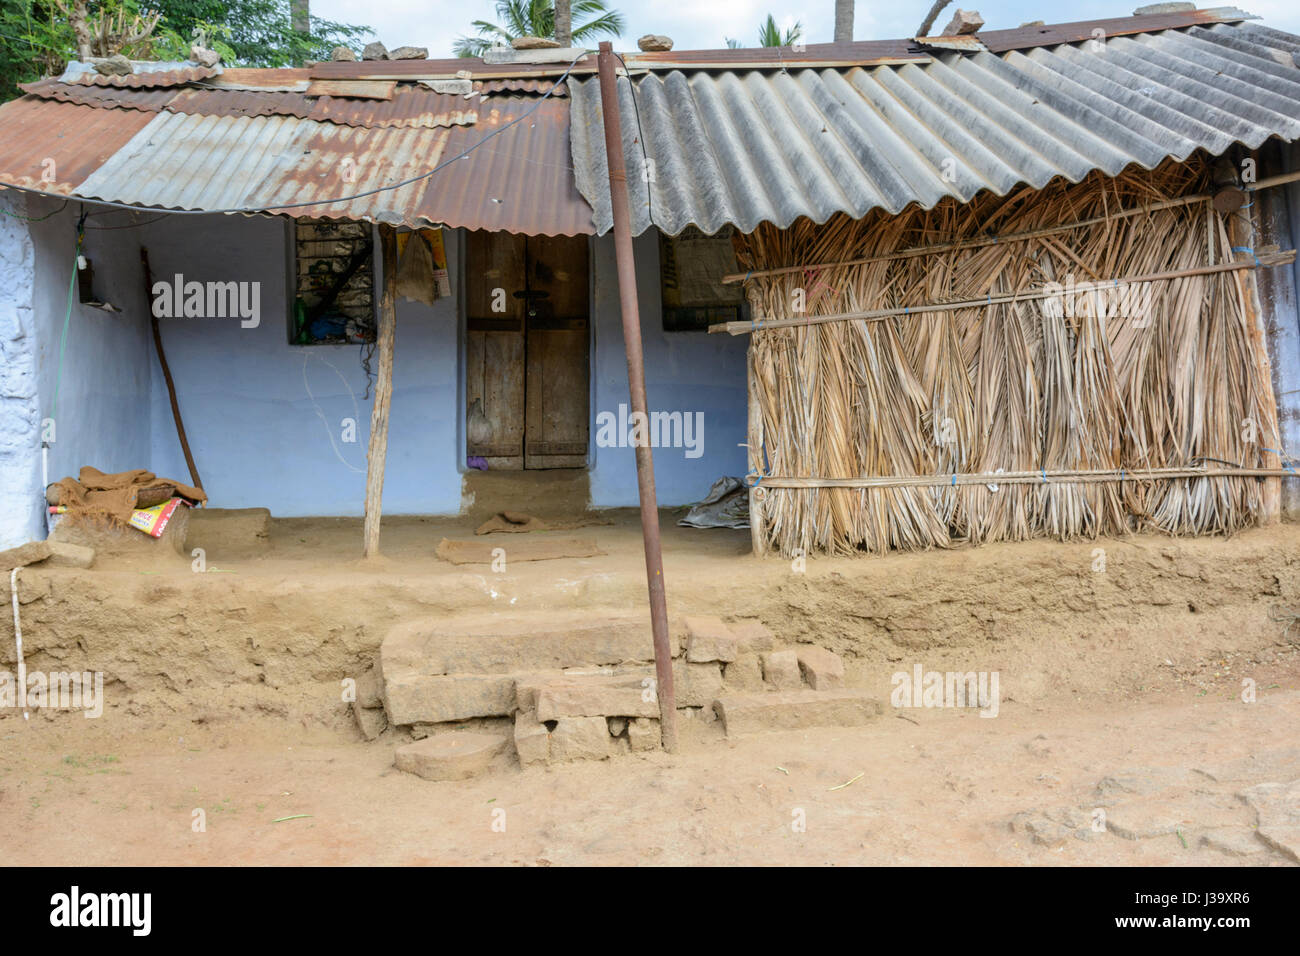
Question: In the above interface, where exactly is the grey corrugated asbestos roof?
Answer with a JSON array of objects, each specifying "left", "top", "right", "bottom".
[{"left": 569, "top": 22, "right": 1300, "bottom": 236}]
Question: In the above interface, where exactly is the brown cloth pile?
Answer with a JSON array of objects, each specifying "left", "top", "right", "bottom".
[{"left": 49, "top": 467, "right": 206, "bottom": 526}]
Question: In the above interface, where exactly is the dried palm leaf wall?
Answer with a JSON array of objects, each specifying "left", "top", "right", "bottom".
[{"left": 736, "top": 160, "right": 1281, "bottom": 557}]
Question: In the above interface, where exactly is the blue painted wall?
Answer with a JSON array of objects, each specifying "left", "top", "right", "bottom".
[
  {"left": 0, "top": 196, "right": 155, "bottom": 547},
  {"left": 6, "top": 205, "right": 748, "bottom": 526}
]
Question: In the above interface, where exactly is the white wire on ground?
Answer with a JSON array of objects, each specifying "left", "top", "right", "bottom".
[{"left": 9, "top": 567, "right": 28, "bottom": 719}]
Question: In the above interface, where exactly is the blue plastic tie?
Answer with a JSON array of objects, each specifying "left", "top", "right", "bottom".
[{"left": 1232, "top": 245, "right": 1261, "bottom": 267}]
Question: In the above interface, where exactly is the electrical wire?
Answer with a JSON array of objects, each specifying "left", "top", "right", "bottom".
[{"left": 5, "top": 50, "right": 595, "bottom": 219}]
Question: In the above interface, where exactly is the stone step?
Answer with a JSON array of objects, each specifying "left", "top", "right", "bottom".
[
  {"left": 381, "top": 610, "right": 677, "bottom": 678},
  {"left": 393, "top": 732, "right": 508, "bottom": 781},
  {"left": 712, "top": 690, "right": 882, "bottom": 737}
]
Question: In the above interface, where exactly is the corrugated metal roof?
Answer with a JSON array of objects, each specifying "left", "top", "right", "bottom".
[
  {"left": 68, "top": 96, "right": 590, "bottom": 234},
  {"left": 432, "top": 96, "right": 592, "bottom": 235},
  {"left": 60, "top": 64, "right": 221, "bottom": 87},
  {"left": 569, "top": 19, "right": 1300, "bottom": 236},
  {"left": 165, "top": 86, "right": 479, "bottom": 128},
  {"left": 0, "top": 98, "right": 154, "bottom": 191},
  {"left": 75, "top": 111, "right": 453, "bottom": 224},
  {"left": 19, "top": 79, "right": 178, "bottom": 113},
  {"left": 478, "top": 78, "right": 568, "bottom": 97}
]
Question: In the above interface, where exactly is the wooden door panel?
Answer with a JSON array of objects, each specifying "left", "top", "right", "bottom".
[
  {"left": 465, "top": 231, "right": 526, "bottom": 470},
  {"left": 525, "top": 324, "right": 589, "bottom": 467},
  {"left": 466, "top": 330, "right": 524, "bottom": 469}
]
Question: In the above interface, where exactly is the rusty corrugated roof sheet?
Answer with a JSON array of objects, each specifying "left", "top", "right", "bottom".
[
  {"left": 67, "top": 96, "right": 590, "bottom": 234},
  {"left": 164, "top": 86, "right": 479, "bottom": 127},
  {"left": 432, "top": 96, "right": 592, "bottom": 235},
  {"left": 478, "top": 78, "right": 567, "bottom": 97},
  {"left": 19, "top": 79, "right": 178, "bottom": 113},
  {"left": 63, "top": 65, "right": 221, "bottom": 87},
  {"left": 0, "top": 97, "right": 153, "bottom": 192},
  {"left": 74, "top": 111, "right": 454, "bottom": 223}
]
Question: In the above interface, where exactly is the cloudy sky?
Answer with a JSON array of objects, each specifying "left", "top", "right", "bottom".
[{"left": 311, "top": 0, "right": 1300, "bottom": 56}]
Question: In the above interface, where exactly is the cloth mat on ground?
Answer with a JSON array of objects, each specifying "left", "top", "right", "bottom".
[{"left": 49, "top": 466, "right": 206, "bottom": 527}]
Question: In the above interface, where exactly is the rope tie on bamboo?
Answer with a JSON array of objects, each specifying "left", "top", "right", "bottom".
[
  {"left": 1232, "top": 245, "right": 1261, "bottom": 267},
  {"left": 1263, "top": 448, "right": 1296, "bottom": 475}
]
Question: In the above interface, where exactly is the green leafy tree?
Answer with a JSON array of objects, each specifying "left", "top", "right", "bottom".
[
  {"left": 0, "top": 0, "right": 373, "bottom": 100},
  {"left": 453, "top": 0, "right": 623, "bottom": 58},
  {"left": 147, "top": 0, "right": 371, "bottom": 67}
]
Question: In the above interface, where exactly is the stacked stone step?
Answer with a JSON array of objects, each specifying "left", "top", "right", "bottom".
[
  {"left": 691, "top": 615, "right": 882, "bottom": 737},
  {"left": 381, "top": 611, "right": 880, "bottom": 780}
]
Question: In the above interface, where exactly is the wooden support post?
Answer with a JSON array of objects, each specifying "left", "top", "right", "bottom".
[
  {"left": 747, "top": 341, "right": 767, "bottom": 557},
  {"left": 363, "top": 225, "right": 398, "bottom": 557},
  {"left": 1220, "top": 157, "right": 1282, "bottom": 524}
]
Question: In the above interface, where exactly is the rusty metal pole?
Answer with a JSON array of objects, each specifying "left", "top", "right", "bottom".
[{"left": 596, "top": 41, "right": 678, "bottom": 753}]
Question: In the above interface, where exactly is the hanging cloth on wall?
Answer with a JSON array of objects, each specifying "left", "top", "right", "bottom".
[{"left": 395, "top": 230, "right": 437, "bottom": 306}]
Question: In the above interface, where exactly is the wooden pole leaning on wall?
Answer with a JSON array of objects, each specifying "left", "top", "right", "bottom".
[
  {"left": 596, "top": 40, "right": 678, "bottom": 753},
  {"left": 141, "top": 248, "right": 203, "bottom": 492},
  {"left": 363, "top": 225, "right": 398, "bottom": 558}
]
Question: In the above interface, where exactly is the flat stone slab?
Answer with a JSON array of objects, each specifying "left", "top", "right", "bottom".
[
  {"left": 534, "top": 673, "right": 659, "bottom": 721},
  {"left": 796, "top": 646, "right": 844, "bottom": 689},
  {"left": 683, "top": 615, "right": 737, "bottom": 663},
  {"left": 0, "top": 541, "right": 52, "bottom": 572},
  {"left": 186, "top": 507, "right": 271, "bottom": 550},
  {"left": 394, "top": 732, "right": 507, "bottom": 781},
  {"left": 46, "top": 541, "right": 94, "bottom": 568},
  {"left": 1257, "top": 825, "right": 1300, "bottom": 862},
  {"left": 382, "top": 611, "right": 673, "bottom": 676},
  {"left": 1239, "top": 779, "right": 1300, "bottom": 827},
  {"left": 382, "top": 674, "right": 516, "bottom": 725},
  {"left": 1200, "top": 827, "right": 1268, "bottom": 857},
  {"left": 549, "top": 716, "right": 611, "bottom": 763},
  {"left": 713, "top": 690, "right": 881, "bottom": 736}
]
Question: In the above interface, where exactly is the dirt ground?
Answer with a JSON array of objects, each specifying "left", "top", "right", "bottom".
[{"left": 2, "top": 512, "right": 1299, "bottom": 865}]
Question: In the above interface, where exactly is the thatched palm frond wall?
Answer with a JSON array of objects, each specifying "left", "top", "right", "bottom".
[{"left": 736, "top": 160, "right": 1280, "bottom": 556}]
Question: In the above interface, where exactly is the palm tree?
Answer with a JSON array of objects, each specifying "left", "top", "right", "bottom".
[
  {"left": 757, "top": 14, "right": 802, "bottom": 47},
  {"left": 728, "top": 14, "right": 803, "bottom": 49},
  {"left": 453, "top": 0, "right": 624, "bottom": 57},
  {"left": 834, "top": 0, "right": 854, "bottom": 41}
]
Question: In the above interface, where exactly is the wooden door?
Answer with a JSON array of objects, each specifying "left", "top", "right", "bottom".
[{"left": 464, "top": 232, "right": 589, "bottom": 470}]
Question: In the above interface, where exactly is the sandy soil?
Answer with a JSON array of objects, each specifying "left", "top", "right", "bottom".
[{"left": 2, "top": 514, "right": 1298, "bottom": 865}]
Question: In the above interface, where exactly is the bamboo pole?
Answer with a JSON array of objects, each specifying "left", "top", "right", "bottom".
[
  {"left": 720, "top": 170, "right": 1300, "bottom": 285},
  {"left": 747, "top": 341, "right": 767, "bottom": 556},
  {"left": 597, "top": 41, "right": 678, "bottom": 753},
  {"left": 711, "top": 251, "right": 1297, "bottom": 335},
  {"left": 363, "top": 225, "right": 398, "bottom": 558},
  {"left": 756, "top": 466, "right": 1297, "bottom": 489}
]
